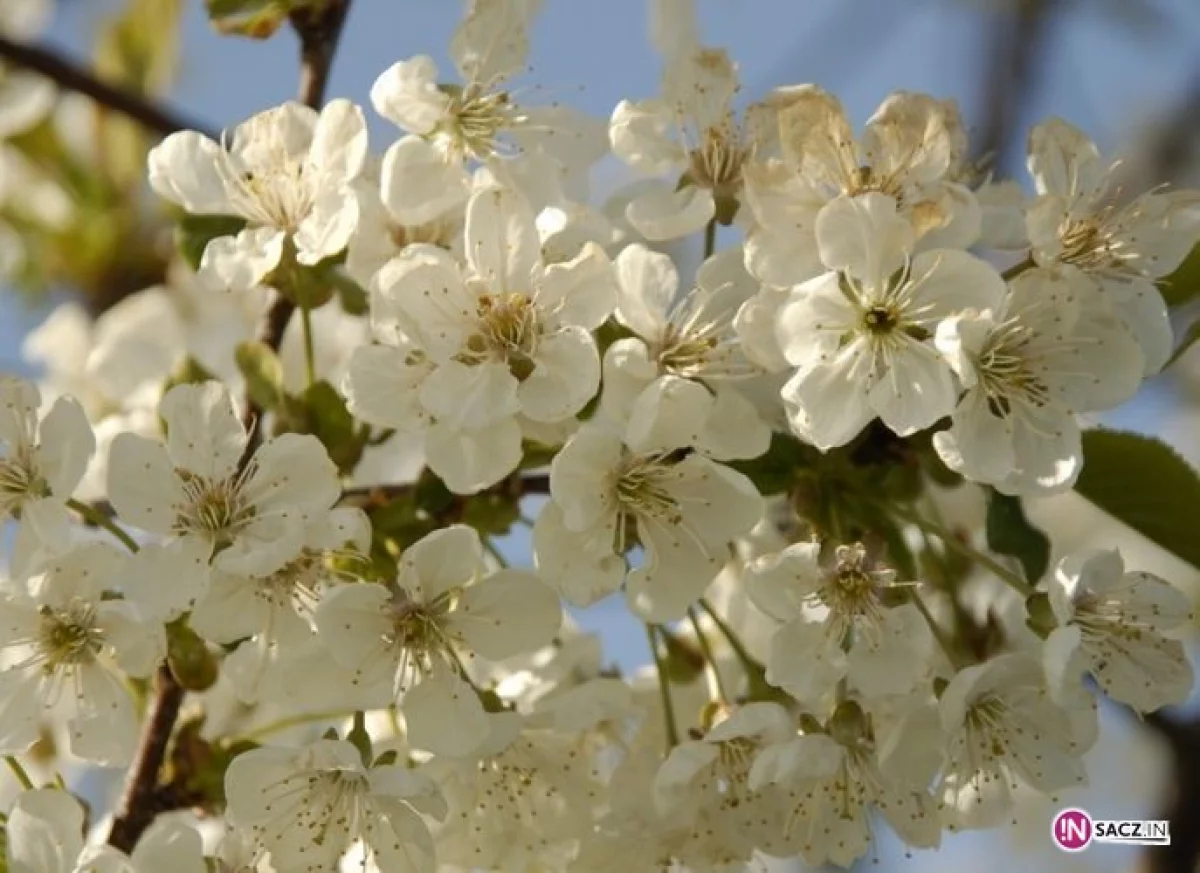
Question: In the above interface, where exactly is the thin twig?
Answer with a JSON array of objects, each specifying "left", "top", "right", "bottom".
[
  {"left": 291, "top": 0, "right": 353, "bottom": 108},
  {"left": 0, "top": 33, "right": 214, "bottom": 138},
  {"left": 646, "top": 624, "right": 681, "bottom": 750},
  {"left": 106, "top": 665, "right": 187, "bottom": 852},
  {"left": 239, "top": 292, "right": 297, "bottom": 463},
  {"left": 339, "top": 474, "right": 551, "bottom": 509},
  {"left": 972, "top": 0, "right": 1058, "bottom": 171}
]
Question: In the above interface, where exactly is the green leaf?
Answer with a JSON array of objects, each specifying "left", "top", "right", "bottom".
[
  {"left": 204, "top": 0, "right": 295, "bottom": 38},
  {"left": 166, "top": 621, "right": 219, "bottom": 692},
  {"left": 1074, "top": 429, "right": 1200, "bottom": 569},
  {"left": 984, "top": 489, "right": 1050, "bottom": 583},
  {"left": 461, "top": 491, "right": 519, "bottom": 536},
  {"left": 300, "top": 381, "right": 365, "bottom": 474},
  {"left": 326, "top": 268, "right": 368, "bottom": 316},
  {"left": 346, "top": 712, "right": 372, "bottom": 767},
  {"left": 728, "top": 432, "right": 816, "bottom": 496},
  {"left": 176, "top": 214, "right": 246, "bottom": 271},
  {"left": 1160, "top": 241, "right": 1200, "bottom": 307},
  {"left": 655, "top": 625, "right": 706, "bottom": 684},
  {"left": 161, "top": 357, "right": 217, "bottom": 404},
  {"left": 234, "top": 341, "right": 284, "bottom": 412},
  {"left": 1164, "top": 316, "right": 1200, "bottom": 370}
]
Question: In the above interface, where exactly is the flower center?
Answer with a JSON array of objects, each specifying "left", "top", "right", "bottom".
[
  {"left": 614, "top": 456, "right": 682, "bottom": 526},
  {"left": 687, "top": 128, "right": 749, "bottom": 197},
  {"left": 847, "top": 164, "right": 905, "bottom": 200},
  {"left": 266, "top": 767, "right": 370, "bottom": 851},
  {"left": 976, "top": 317, "right": 1067, "bottom": 420},
  {"left": 36, "top": 600, "right": 102, "bottom": 669},
  {"left": 174, "top": 470, "right": 255, "bottom": 547},
  {"left": 255, "top": 552, "right": 326, "bottom": 614},
  {"left": 466, "top": 292, "right": 542, "bottom": 380},
  {"left": 389, "top": 215, "right": 456, "bottom": 251},
  {"left": 1058, "top": 217, "right": 1123, "bottom": 272},
  {"left": 0, "top": 447, "right": 47, "bottom": 515},
  {"left": 222, "top": 148, "right": 316, "bottom": 233},
  {"left": 440, "top": 84, "right": 513, "bottom": 160},
  {"left": 861, "top": 304, "right": 899, "bottom": 335},
  {"left": 382, "top": 592, "right": 456, "bottom": 664},
  {"left": 656, "top": 323, "right": 721, "bottom": 376},
  {"left": 964, "top": 695, "right": 1016, "bottom": 760}
]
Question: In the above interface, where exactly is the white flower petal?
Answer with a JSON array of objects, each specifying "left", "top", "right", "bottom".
[
  {"left": 449, "top": 569, "right": 562, "bottom": 660},
  {"left": 404, "top": 661, "right": 490, "bottom": 757}
]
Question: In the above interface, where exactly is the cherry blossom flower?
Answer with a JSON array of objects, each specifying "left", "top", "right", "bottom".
[
  {"left": 1025, "top": 117, "right": 1200, "bottom": 372},
  {"left": 225, "top": 738, "right": 445, "bottom": 873},
  {"left": 0, "top": 544, "right": 163, "bottom": 765},
  {"left": 1044, "top": 549, "right": 1193, "bottom": 713},
  {"left": 314, "top": 525, "right": 561, "bottom": 757},
  {"left": 107, "top": 381, "right": 340, "bottom": 579},
  {"left": 0, "top": 376, "right": 94, "bottom": 577},
  {"left": 148, "top": 100, "right": 368, "bottom": 290},
  {"left": 768, "top": 193, "right": 1006, "bottom": 449}
]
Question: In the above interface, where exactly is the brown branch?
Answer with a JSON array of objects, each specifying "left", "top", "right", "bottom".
[
  {"left": 106, "top": 6, "right": 358, "bottom": 851},
  {"left": 972, "top": 0, "right": 1059, "bottom": 170},
  {"left": 0, "top": 34, "right": 214, "bottom": 138},
  {"left": 341, "top": 474, "right": 552, "bottom": 510},
  {"left": 1137, "top": 707, "right": 1200, "bottom": 873},
  {"left": 106, "top": 665, "right": 187, "bottom": 853},
  {"left": 239, "top": 292, "right": 297, "bottom": 463},
  {"left": 291, "top": 0, "right": 353, "bottom": 109}
]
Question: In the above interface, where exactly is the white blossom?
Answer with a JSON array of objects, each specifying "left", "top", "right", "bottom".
[
  {"left": 372, "top": 0, "right": 604, "bottom": 225},
  {"left": 610, "top": 46, "right": 761, "bottom": 240},
  {"left": 1025, "top": 117, "right": 1200, "bottom": 373},
  {"left": 344, "top": 185, "right": 615, "bottom": 493},
  {"left": 225, "top": 738, "right": 445, "bottom": 873},
  {"left": 314, "top": 525, "right": 561, "bottom": 757},
  {"left": 603, "top": 244, "right": 769, "bottom": 460},
  {"left": 937, "top": 652, "right": 1096, "bottom": 829},
  {"left": 534, "top": 421, "right": 761, "bottom": 621},
  {"left": 0, "top": 544, "right": 163, "bottom": 765},
  {"left": 107, "top": 381, "right": 341, "bottom": 579},
  {"left": 1043, "top": 549, "right": 1193, "bottom": 713},
  {"left": 743, "top": 86, "right": 979, "bottom": 288},
  {"left": 426, "top": 712, "right": 599, "bottom": 869},
  {"left": 933, "top": 267, "right": 1144, "bottom": 494},
  {"left": 750, "top": 702, "right": 941, "bottom": 867},
  {"left": 148, "top": 100, "right": 368, "bottom": 290},
  {"left": 768, "top": 193, "right": 1005, "bottom": 449},
  {"left": 0, "top": 376, "right": 94, "bottom": 577},
  {"left": 746, "top": 542, "right": 933, "bottom": 705}
]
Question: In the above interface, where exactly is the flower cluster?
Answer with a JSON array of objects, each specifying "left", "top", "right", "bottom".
[{"left": 2, "top": 0, "right": 1199, "bottom": 871}]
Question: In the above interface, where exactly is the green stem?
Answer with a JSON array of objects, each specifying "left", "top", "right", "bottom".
[
  {"left": 300, "top": 305, "right": 317, "bottom": 388},
  {"left": 5, "top": 756, "right": 33, "bottom": 790},
  {"left": 645, "top": 624, "right": 681, "bottom": 749},
  {"left": 236, "top": 709, "right": 353, "bottom": 742},
  {"left": 367, "top": 427, "right": 396, "bottom": 447},
  {"left": 687, "top": 606, "right": 729, "bottom": 704},
  {"left": 697, "top": 598, "right": 760, "bottom": 673},
  {"left": 703, "top": 219, "right": 717, "bottom": 259},
  {"left": 68, "top": 498, "right": 139, "bottom": 553},
  {"left": 1001, "top": 256, "right": 1035, "bottom": 281},
  {"left": 482, "top": 536, "right": 510, "bottom": 568},
  {"left": 895, "top": 507, "right": 1033, "bottom": 596},
  {"left": 910, "top": 592, "right": 965, "bottom": 669}
]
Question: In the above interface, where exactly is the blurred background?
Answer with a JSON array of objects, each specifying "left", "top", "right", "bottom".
[{"left": 3, "top": 0, "right": 1200, "bottom": 870}]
